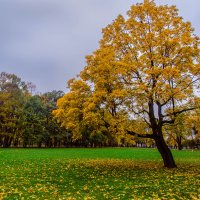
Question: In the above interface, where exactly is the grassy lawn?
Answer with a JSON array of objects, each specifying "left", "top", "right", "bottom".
[{"left": 0, "top": 148, "right": 199, "bottom": 199}]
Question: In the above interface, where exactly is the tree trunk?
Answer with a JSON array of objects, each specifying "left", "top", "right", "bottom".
[
  {"left": 13, "top": 138, "right": 19, "bottom": 147},
  {"left": 155, "top": 133, "right": 177, "bottom": 168},
  {"left": 23, "top": 141, "right": 27, "bottom": 148},
  {"left": 3, "top": 136, "right": 12, "bottom": 148},
  {"left": 176, "top": 136, "right": 183, "bottom": 150},
  {"left": 38, "top": 141, "right": 42, "bottom": 148},
  {"left": 126, "top": 129, "right": 177, "bottom": 168}
]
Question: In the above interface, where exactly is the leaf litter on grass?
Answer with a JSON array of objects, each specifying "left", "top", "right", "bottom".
[{"left": 0, "top": 158, "right": 200, "bottom": 199}]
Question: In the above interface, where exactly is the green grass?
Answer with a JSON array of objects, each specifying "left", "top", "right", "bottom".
[{"left": 0, "top": 148, "right": 199, "bottom": 199}]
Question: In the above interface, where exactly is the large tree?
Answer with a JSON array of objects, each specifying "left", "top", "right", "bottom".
[{"left": 54, "top": 1, "right": 200, "bottom": 168}]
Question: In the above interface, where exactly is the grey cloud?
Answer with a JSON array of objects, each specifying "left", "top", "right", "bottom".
[{"left": 0, "top": 0, "right": 199, "bottom": 92}]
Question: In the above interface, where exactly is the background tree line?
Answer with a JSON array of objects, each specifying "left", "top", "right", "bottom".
[
  {"left": 0, "top": 71, "right": 199, "bottom": 149},
  {"left": 0, "top": 72, "right": 69, "bottom": 147}
]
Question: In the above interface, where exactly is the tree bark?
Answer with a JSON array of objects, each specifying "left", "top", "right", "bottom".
[
  {"left": 151, "top": 100, "right": 177, "bottom": 168},
  {"left": 126, "top": 129, "right": 177, "bottom": 168},
  {"left": 154, "top": 133, "right": 177, "bottom": 168}
]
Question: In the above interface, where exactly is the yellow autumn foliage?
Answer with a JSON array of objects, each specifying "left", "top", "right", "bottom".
[{"left": 53, "top": 0, "right": 200, "bottom": 148}]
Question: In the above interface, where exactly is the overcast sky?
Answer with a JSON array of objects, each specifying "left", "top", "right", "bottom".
[{"left": 0, "top": 0, "right": 200, "bottom": 93}]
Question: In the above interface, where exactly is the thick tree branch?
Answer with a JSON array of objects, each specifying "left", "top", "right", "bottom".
[
  {"left": 162, "top": 119, "right": 175, "bottom": 125},
  {"left": 131, "top": 108, "right": 149, "bottom": 116},
  {"left": 143, "top": 117, "right": 152, "bottom": 128},
  {"left": 163, "top": 107, "right": 197, "bottom": 118},
  {"left": 126, "top": 130, "right": 155, "bottom": 139}
]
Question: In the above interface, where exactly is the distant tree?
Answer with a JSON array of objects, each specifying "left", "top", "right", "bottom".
[
  {"left": 185, "top": 107, "right": 200, "bottom": 149},
  {"left": 22, "top": 95, "right": 46, "bottom": 147},
  {"left": 0, "top": 72, "right": 30, "bottom": 147},
  {"left": 54, "top": 1, "right": 200, "bottom": 168},
  {"left": 42, "top": 90, "right": 69, "bottom": 147}
]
